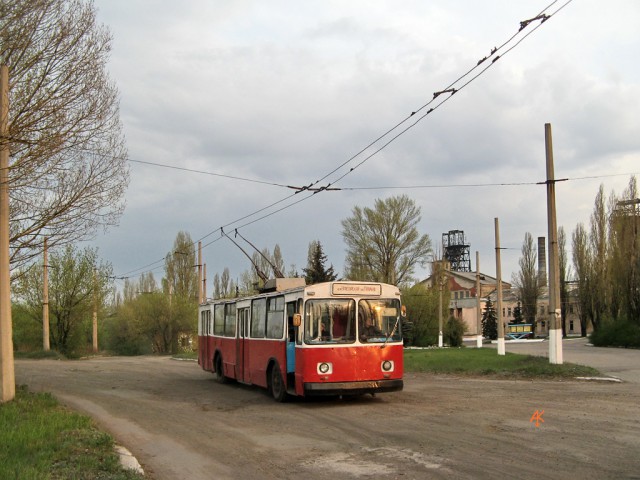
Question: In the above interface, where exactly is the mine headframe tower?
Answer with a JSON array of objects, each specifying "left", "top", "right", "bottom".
[{"left": 442, "top": 229, "right": 471, "bottom": 272}]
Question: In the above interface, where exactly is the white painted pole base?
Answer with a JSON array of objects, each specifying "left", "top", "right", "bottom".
[
  {"left": 476, "top": 335, "right": 482, "bottom": 348},
  {"left": 497, "top": 338, "right": 505, "bottom": 356},
  {"left": 549, "top": 328, "right": 563, "bottom": 364},
  {"left": 438, "top": 332, "right": 443, "bottom": 348}
]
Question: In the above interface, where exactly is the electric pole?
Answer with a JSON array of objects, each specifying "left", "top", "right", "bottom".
[
  {"left": 43, "top": 238, "right": 50, "bottom": 351},
  {"left": 198, "top": 241, "right": 203, "bottom": 304},
  {"left": 476, "top": 251, "right": 482, "bottom": 348},
  {"left": 92, "top": 268, "right": 98, "bottom": 353},
  {"left": 545, "top": 123, "right": 563, "bottom": 364},
  {"left": 495, "top": 218, "right": 505, "bottom": 356},
  {"left": 0, "top": 64, "right": 15, "bottom": 402}
]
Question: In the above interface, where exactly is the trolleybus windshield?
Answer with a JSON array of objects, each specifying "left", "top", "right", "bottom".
[
  {"left": 304, "top": 298, "right": 356, "bottom": 344},
  {"left": 358, "top": 299, "right": 402, "bottom": 343}
]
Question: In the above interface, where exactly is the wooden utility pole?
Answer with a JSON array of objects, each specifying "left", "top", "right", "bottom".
[
  {"left": 43, "top": 238, "right": 50, "bottom": 351},
  {"left": 476, "top": 251, "right": 482, "bottom": 348},
  {"left": 494, "top": 218, "right": 505, "bottom": 356},
  {"left": 545, "top": 123, "right": 563, "bottom": 364},
  {"left": 0, "top": 65, "right": 15, "bottom": 402}
]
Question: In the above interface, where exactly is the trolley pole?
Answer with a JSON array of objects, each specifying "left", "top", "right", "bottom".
[
  {"left": 476, "top": 251, "right": 482, "bottom": 348},
  {"left": 545, "top": 123, "right": 563, "bottom": 364},
  {"left": 0, "top": 65, "right": 15, "bottom": 402},
  {"left": 494, "top": 218, "right": 505, "bottom": 356},
  {"left": 43, "top": 238, "right": 50, "bottom": 351}
]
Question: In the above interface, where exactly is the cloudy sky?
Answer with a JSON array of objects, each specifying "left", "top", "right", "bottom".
[{"left": 90, "top": 0, "right": 640, "bottom": 291}]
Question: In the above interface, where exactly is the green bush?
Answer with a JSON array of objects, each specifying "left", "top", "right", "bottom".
[
  {"left": 590, "top": 320, "right": 640, "bottom": 348},
  {"left": 444, "top": 316, "right": 465, "bottom": 347}
]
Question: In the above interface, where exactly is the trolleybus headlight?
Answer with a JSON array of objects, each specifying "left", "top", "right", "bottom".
[
  {"left": 317, "top": 362, "right": 332, "bottom": 374},
  {"left": 381, "top": 360, "right": 394, "bottom": 372}
]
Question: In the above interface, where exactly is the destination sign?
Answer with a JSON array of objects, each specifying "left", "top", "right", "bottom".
[{"left": 331, "top": 283, "right": 382, "bottom": 296}]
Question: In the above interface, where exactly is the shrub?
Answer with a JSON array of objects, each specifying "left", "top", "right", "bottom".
[
  {"left": 590, "top": 321, "right": 640, "bottom": 348},
  {"left": 444, "top": 316, "right": 465, "bottom": 347}
]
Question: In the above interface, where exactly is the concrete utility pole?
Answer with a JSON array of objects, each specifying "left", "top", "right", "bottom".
[
  {"left": 202, "top": 263, "right": 207, "bottom": 302},
  {"left": 92, "top": 268, "right": 98, "bottom": 353},
  {"left": 476, "top": 251, "right": 482, "bottom": 348},
  {"left": 43, "top": 238, "right": 50, "bottom": 351},
  {"left": 0, "top": 64, "right": 15, "bottom": 402},
  {"left": 494, "top": 218, "right": 505, "bottom": 356},
  {"left": 198, "top": 242, "right": 203, "bottom": 304},
  {"left": 438, "top": 268, "right": 444, "bottom": 348},
  {"left": 545, "top": 123, "right": 563, "bottom": 364}
]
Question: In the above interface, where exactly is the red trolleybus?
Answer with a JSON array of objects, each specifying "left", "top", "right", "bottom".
[{"left": 198, "top": 279, "right": 404, "bottom": 401}]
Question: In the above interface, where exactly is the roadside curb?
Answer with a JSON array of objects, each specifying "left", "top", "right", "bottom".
[
  {"left": 115, "top": 445, "right": 144, "bottom": 476},
  {"left": 575, "top": 376, "right": 622, "bottom": 383}
]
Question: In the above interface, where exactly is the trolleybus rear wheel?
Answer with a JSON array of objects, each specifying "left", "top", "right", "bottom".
[
  {"left": 214, "top": 354, "right": 228, "bottom": 384},
  {"left": 270, "top": 362, "right": 287, "bottom": 402}
]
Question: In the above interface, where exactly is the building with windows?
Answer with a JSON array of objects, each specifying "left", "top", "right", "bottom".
[{"left": 420, "top": 271, "right": 590, "bottom": 338}]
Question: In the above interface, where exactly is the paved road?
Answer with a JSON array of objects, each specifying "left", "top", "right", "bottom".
[{"left": 483, "top": 337, "right": 640, "bottom": 383}]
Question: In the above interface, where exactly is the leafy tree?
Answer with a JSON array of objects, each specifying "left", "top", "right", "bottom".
[
  {"left": 482, "top": 298, "right": 498, "bottom": 340},
  {"left": 571, "top": 177, "right": 639, "bottom": 339},
  {"left": 303, "top": 240, "right": 337, "bottom": 285},
  {"left": 107, "top": 271, "right": 194, "bottom": 355},
  {"left": 164, "top": 231, "right": 198, "bottom": 301},
  {"left": 401, "top": 283, "right": 442, "bottom": 346},
  {"left": 572, "top": 222, "right": 592, "bottom": 337},
  {"left": 341, "top": 195, "right": 432, "bottom": 286},
  {"left": 14, "top": 244, "right": 113, "bottom": 355},
  {"left": 608, "top": 177, "right": 639, "bottom": 326},
  {"left": 589, "top": 185, "right": 610, "bottom": 331},
  {"left": 511, "top": 232, "right": 541, "bottom": 332},
  {"left": 1, "top": 0, "right": 128, "bottom": 272}
]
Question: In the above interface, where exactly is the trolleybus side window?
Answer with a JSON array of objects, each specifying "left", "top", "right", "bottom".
[
  {"left": 250, "top": 298, "right": 267, "bottom": 338},
  {"left": 214, "top": 304, "right": 225, "bottom": 336},
  {"left": 266, "top": 296, "right": 285, "bottom": 339},
  {"left": 224, "top": 303, "right": 237, "bottom": 337}
]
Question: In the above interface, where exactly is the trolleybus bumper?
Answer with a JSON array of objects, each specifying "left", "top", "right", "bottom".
[{"left": 304, "top": 379, "right": 403, "bottom": 396}]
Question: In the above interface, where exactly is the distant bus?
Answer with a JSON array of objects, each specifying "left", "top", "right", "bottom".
[{"left": 198, "top": 279, "right": 404, "bottom": 401}]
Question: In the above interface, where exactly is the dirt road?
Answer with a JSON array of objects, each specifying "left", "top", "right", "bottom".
[{"left": 15, "top": 355, "right": 640, "bottom": 480}]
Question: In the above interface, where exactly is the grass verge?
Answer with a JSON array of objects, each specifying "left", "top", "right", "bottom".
[
  {"left": 0, "top": 385, "right": 144, "bottom": 480},
  {"left": 172, "top": 351, "right": 198, "bottom": 360},
  {"left": 404, "top": 347, "right": 601, "bottom": 379}
]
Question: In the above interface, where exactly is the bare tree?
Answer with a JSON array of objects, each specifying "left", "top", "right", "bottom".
[
  {"left": 512, "top": 232, "right": 541, "bottom": 333},
  {"left": 0, "top": 0, "right": 129, "bottom": 272}
]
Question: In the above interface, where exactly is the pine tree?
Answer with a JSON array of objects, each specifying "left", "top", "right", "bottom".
[
  {"left": 303, "top": 241, "right": 337, "bottom": 285},
  {"left": 513, "top": 301, "right": 524, "bottom": 324},
  {"left": 482, "top": 298, "right": 498, "bottom": 340}
]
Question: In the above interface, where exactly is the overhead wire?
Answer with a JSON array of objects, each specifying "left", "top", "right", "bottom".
[{"left": 114, "top": 0, "right": 573, "bottom": 280}]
